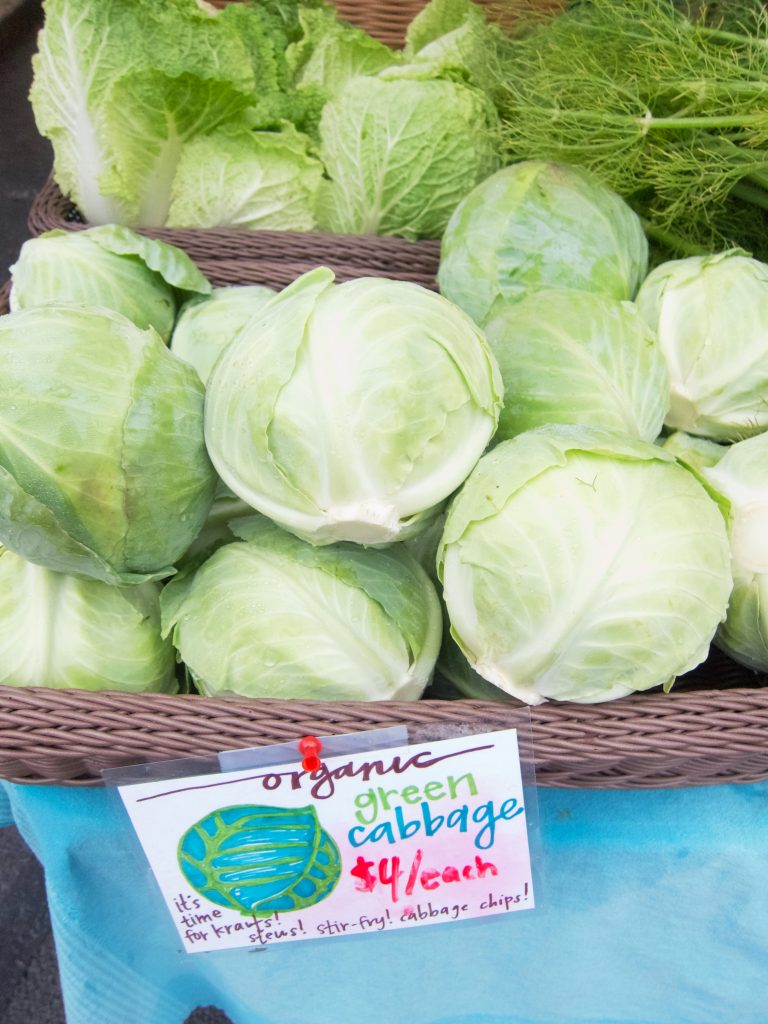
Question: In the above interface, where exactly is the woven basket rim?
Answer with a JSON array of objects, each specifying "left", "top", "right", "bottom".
[
  {"left": 27, "top": 174, "right": 443, "bottom": 269},
  {"left": 1, "top": 674, "right": 768, "bottom": 788}
]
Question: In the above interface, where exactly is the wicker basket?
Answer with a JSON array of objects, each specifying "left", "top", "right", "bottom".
[
  {"left": 2, "top": 268, "right": 768, "bottom": 790},
  {"left": 1, "top": 649, "right": 767, "bottom": 789},
  {"left": 207, "top": 0, "right": 509, "bottom": 46},
  {"left": 26, "top": 174, "right": 443, "bottom": 283}
]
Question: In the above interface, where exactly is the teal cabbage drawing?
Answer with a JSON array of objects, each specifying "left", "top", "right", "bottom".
[{"left": 178, "top": 805, "right": 341, "bottom": 916}]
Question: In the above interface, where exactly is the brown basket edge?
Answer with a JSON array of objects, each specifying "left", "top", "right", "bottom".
[
  {"left": 2, "top": 684, "right": 768, "bottom": 788},
  {"left": 27, "top": 175, "right": 442, "bottom": 276}
]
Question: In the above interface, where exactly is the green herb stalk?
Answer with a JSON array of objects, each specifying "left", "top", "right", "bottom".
[{"left": 497, "top": 0, "right": 768, "bottom": 259}]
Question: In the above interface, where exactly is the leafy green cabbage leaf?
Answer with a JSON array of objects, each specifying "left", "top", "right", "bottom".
[
  {"left": 10, "top": 226, "right": 210, "bottom": 342},
  {"left": 287, "top": 6, "right": 398, "bottom": 100},
  {"left": 166, "top": 126, "right": 324, "bottom": 232},
  {"left": 315, "top": 71, "right": 500, "bottom": 239}
]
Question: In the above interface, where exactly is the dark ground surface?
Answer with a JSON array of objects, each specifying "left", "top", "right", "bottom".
[
  {"left": 0, "top": 5, "right": 67, "bottom": 1021},
  {"left": 0, "top": 6, "right": 233, "bottom": 1022}
]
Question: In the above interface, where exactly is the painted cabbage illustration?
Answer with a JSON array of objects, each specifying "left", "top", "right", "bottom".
[{"left": 178, "top": 805, "right": 341, "bottom": 916}]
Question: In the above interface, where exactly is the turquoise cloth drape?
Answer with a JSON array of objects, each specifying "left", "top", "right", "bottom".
[{"left": 2, "top": 780, "right": 766, "bottom": 1024}]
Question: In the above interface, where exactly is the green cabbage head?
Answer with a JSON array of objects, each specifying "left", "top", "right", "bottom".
[
  {"left": 204, "top": 267, "right": 503, "bottom": 546},
  {"left": 161, "top": 515, "right": 442, "bottom": 701},
  {"left": 438, "top": 161, "right": 649, "bottom": 324},
  {"left": 10, "top": 225, "right": 211, "bottom": 342},
  {"left": 0, "top": 305, "right": 217, "bottom": 584},
  {"left": 438, "top": 425, "right": 733, "bottom": 704},
  {"left": 664, "top": 430, "right": 768, "bottom": 672},
  {"left": 171, "top": 285, "right": 276, "bottom": 385},
  {"left": 0, "top": 546, "right": 176, "bottom": 692},
  {"left": 483, "top": 288, "right": 669, "bottom": 442},
  {"left": 636, "top": 250, "right": 768, "bottom": 442}
]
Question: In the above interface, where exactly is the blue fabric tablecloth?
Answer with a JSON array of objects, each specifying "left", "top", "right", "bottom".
[{"left": 2, "top": 779, "right": 766, "bottom": 1024}]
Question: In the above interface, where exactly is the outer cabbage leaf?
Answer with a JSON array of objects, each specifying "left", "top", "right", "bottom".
[
  {"left": 0, "top": 305, "right": 217, "bottom": 584},
  {"left": 437, "top": 626, "right": 514, "bottom": 701},
  {"left": 204, "top": 268, "right": 503, "bottom": 546},
  {"left": 438, "top": 160, "right": 649, "bottom": 324},
  {"left": 79, "top": 225, "right": 210, "bottom": 293},
  {"left": 483, "top": 288, "right": 669, "bottom": 442},
  {"left": 665, "top": 430, "right": 768, "bottom": 671},
  {"left": 175, "top": 479, "right": 252, "bottom": 567},
  {"left": 161, "top": 516, "right": 442, "bottom": 701},
  {"left": 10, "top": 226, "right": 210, "bottom": 342},
  {"left": 662, "top": 431, "right": 727, "bottom": 475},
  {"left": 166, "top": 126, "right": 324, "bottom": 232},
  {"left": 0, "top": 547, "right": 176, "bottom": 692},
  {"left": 315, "top": 74, "right": 500, "bottom": 239},
  {"left": 438, "top": 425, "right": 732, "bottom": 704},
  {"left": 171, "top": 285, "right": 276, "bottom": 385},
  {"left": 636, "top": 250, "right": 768, "bottom": 442},
  {"left": 404, "top": 0, "right": 505, "bottom": 95},
  {"left": 407, "top": 0, "right": 481, "bottom": 50},
  {"left": 287, "top": 7, "right": 398, "bottom": 98},
  {"left": 100, "top": 72, "right": 253, "bottom": 227}
]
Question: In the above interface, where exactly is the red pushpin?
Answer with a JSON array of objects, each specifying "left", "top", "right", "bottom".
[{"left": 299, "top": 735, "right": 323, "bottom": 773}]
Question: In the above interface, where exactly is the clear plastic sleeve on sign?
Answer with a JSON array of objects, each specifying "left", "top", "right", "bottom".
[{"left": 103, "top": 712, "right": 541, "bottom": 955}]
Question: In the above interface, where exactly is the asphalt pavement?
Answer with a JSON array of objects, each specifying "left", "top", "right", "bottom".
[{"left": 0, "top": 4, "right": 67, "bottom": 1019}]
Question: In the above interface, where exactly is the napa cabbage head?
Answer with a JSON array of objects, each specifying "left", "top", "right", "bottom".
[
  {"left": 483, "top": 288, "right": 669, "bottom": 442},
  {"left": 0, "top": 304, "right": 217, "bottom": 584},
  {"left": 30, "top": 0, "right": 297, "bottom": 226},
  {"left": 204, "top": 267, "right": 502, "bottom": 546},
  {"left": 315, "top": 65, "right": 500, "bottom": 239},
  {"left": 0, "top": 547, "right": 177, "bottom": 692},
  {"left": 636, "top": 250, "right": 768, "bottom": 442},
  {"left": 161, "top": 515, "right": 442, "bottom": 701},
  {"left": 438, "top": 161, "right": 649, "bottom": 324},
  {"left": 664, "top": 430, "right": 768, "bottom": 672},
  {"left": 10, "top": 225, "right": 210, "bottom": 342},
  {"left": 438, "top": 425, "right": 732, "bottom": 704}
]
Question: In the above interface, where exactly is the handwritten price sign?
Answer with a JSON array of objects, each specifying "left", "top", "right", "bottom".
[{"left": 118, "top": 729, "right": 534, "bottom": 953}]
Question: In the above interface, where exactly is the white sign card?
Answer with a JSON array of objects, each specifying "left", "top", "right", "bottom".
[{"left": 117, "top": 728, "right": 534, "bottom": 953}]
